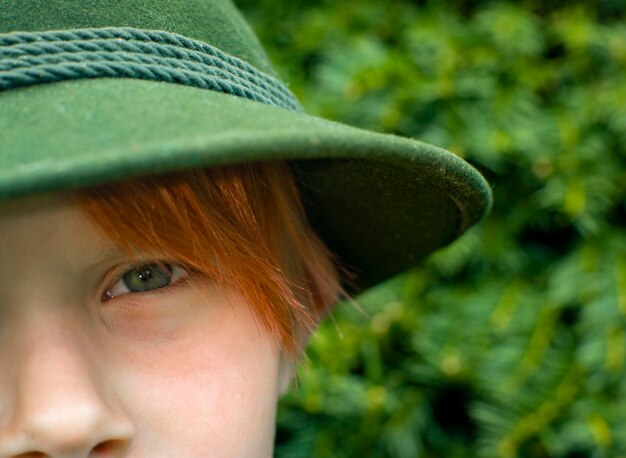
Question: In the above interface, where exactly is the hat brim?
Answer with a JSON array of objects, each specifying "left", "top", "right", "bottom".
[{"left": 0, "top": 78, "right": 492, "bottom": 292}]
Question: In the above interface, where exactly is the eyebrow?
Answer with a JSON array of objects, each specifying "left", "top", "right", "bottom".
[
  {"left": 92, "top": 245, "right": 123, "bottom": 260},
  {"left": 89, "top": 244, "right": 167, "bottom": 265},
  {"left": 79, "top": 245, "right": 122, "bottom": 269}
]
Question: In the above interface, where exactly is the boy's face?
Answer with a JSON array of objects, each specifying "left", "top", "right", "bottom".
[{"left": 0, "top": 192, "right": 286, "bottom": 457}]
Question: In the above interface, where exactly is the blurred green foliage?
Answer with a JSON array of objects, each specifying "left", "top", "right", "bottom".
[{"left": 236, "top": 0, "right": 625, "bottom": 456}]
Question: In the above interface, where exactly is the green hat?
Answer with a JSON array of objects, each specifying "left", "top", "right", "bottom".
[{"left": 0, "top": 0, "right": 492, "bottom": 293}]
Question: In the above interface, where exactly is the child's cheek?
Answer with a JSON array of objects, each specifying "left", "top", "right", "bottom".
[
  {"left": 95, "top": 289, "right": 280, "bottom": 456},
  {"left": 98, "top": 294, "right": 202, "bottom": 346}
]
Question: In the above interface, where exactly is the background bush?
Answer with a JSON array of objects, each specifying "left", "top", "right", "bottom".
[{"left": 236, "top": 0, "right": 626, "bottom": 456}]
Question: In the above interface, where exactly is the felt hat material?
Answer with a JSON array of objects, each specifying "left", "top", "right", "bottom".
[{"left": 0, "top": 0, "right": 492, "bottom": 293}]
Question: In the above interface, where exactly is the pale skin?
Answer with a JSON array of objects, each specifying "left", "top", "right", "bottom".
[{"left": 0, "top": 192, "right": 293, "bottom": 457}]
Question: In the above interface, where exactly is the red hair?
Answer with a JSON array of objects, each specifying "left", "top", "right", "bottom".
[{"left": 69, "top": 161, "right": 350, "bottom": 361}]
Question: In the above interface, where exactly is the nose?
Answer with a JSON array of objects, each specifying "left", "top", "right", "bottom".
[{"left": 0, "top": 314, "right": 135, "bottom": 458}]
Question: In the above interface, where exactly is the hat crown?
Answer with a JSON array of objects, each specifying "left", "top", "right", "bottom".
[{"left": 0, "top": 0, "right": 279, "bottom": 78}]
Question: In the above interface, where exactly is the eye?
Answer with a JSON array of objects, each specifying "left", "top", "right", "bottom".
[{"left": 102, "top": 261, "right": 189, "bottom": 301}]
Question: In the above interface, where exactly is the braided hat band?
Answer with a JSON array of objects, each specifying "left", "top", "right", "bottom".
[{"left": 0, "top": 27, "right": 303, "bottom": 112}]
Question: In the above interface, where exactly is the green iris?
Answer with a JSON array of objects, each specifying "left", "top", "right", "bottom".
[{"left": 122, "top": 262, "right": 173, "bottom": 293}]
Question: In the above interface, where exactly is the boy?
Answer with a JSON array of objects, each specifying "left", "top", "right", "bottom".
[{"left": 0, "top": 0, "right": 491, "bottom": 455}]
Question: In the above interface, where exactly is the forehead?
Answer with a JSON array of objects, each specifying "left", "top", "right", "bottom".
[
  {"left": 0, "top": 190, "right": 171, "bottom": 271},
  {"left": 0, "top": 191, "right": 70, "bottom": 219},
  {"left": 0, "top": 191, "right": 78, "bottom": 247},
  {"left": 0, "top": 191, "right": 122, "bottom": 267}
]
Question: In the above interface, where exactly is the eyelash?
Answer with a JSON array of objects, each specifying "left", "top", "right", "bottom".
[{"left": 101, "top": 261, "right": 190, "bottom": 303}]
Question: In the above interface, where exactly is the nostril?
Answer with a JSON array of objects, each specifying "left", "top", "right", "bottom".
[
  {"left": 7, "top": 438, "right": 130, "bottom": 458},
  {"left": 91, "top": 439, "right": 127, "bottom": 454}
]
